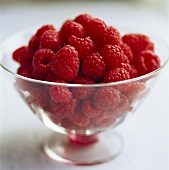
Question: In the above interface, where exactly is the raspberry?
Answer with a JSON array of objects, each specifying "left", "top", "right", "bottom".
[
  {"left": 49, "top": 86, "right": 72, "bottom": 103},
  {"left": 18, "top": 47, "right": 33, "bottom": 67},
  {"left": 61, "top": 118, "right": 76, "bottom": 130},
  {"left": 71, "top": 76, "right": 95, "bottom": 100},
  {"left": 17, "top": 66, "right": 24, "bottom": 75},
  {"left": 81, "top": 52, "right": 106, "bottom": 79},
  {"left": 32, "top": 69, "right": 47, "bottom": 80},
  {"left": 45, "top": 76, "right": 66, "bottom": 91},
  {"left": 60, "top": 20, "right": 85, "bottom": 42},
  {"left": 100, "top": 45, "right": 129, "bottom": 69},
  {"left": 33, "top": 49, "right": 54, "bottom": 74},
  {"left": 114, "top": 83, "right": 131, "bottom": 92},
  {"left": 134, "top": 50, "right": 160, "bottom": 76},
  {"left": 40, "top": 30, "right": 63, "bottom": 51},
  {"left": 12, "top": 46, "right": 27, "bottom": 62},
  {"left": 93, "top": 87, "right": 121, "bottom": 109},
  {"left": 50, "top": 98, "right": 77, "bottom": 118},
  {"left": 45, "top": 72, "right": 66, "bottom": 83},
  {"left": 49, "top": 112, "right": 62, "bottom": 125},
  {"left": 45, "top": 72, "right": 59, "bottom": 82},
  {"left": 68, "top": 35, "right": 95, "bottom": 61},
  {"left": 116, "top": 93, "right": 129, "bottom": 117},
  {"left": 51, "top": 45, "right": 79, "bottom": 81},
  {"left": 70, "top": 105, "right": 90, "bottom": 127},
  {"left": 103, "top": 26, "right": 121, "bottom": 46},
  {"left": 92, "top": 110, "right": 117, "bottom": 128},
  {"left": 94, "top": 117, "right": 117, "bottom": 128},
  {"left": 28, "top": 87, "right": 49, "bottom": 108},
  {"left": 124, "top": 82, "right": 146, "bottom": 101},
  {"left": 130, "top": 65, "right": 138, "bottom": 78},
  {"left": 122, "top": 33, "right": 154, "bottom": 56},
  {"left": 118, "top": 63, "right": 132, "bottom": 73},
  {"left": 72, "top": 76, "right": 95, "bottom": 84},
  {"left": 18, "top": 65, "right": 33, "bottom": 78},
  {"left": 103, "top": 68, "right": 130, "bottom": 83},
  {"left": 82, "top": 100, "right": 101, "bottom": 118},
  {"left": 120, "top": 42, "right": 134, "bottom": 63},
  {"left": 28, "top": 35, "right": 40, "bottom": 53},
  {"left": 36, "top": 24, "right": 56, "bottom": 37},
  {"left": 86, "top": 18, "right": 107, "bottom": 43},
  {"left": 74, "top": 13, "right": 92, "bottom": 31}
]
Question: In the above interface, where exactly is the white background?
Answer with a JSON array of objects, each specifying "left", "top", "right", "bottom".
[{"left": 0, "top": 1, "right": 169, "bottom": 170}]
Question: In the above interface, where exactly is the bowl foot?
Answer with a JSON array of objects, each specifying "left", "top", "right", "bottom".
[{"left": 43, "top": 130, "right": 123, "bottom": 165}]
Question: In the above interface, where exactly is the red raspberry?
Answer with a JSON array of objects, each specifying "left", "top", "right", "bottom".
[
  {"left": 49, "top": 112, "right": 62, "bottom": 125},
  {"left": 45, "top": 72, "right": 59, "bottom": 82},
  {"left": 40, "top": 30, "right": 63, "bottom": 51},
  {"left": 28, "top": 35, "right": 40, "bottom": 53},
  {"left": 118, "top": 63, "right": 132, "bottom": 73},
  {"left": 116, "top": 93, "right": 129, "bottom": 117},
  {"left": 93, "top": 116, "right": 117, "bottom": 128},
  {"left": 45, "top": 72, "right": 66, "bottom": 83},
  {"left": 35, "top": 24, "right": 56, "bottom": 37},
  {"left": 86, "top": 18, "right": 107, "bottom": 43},
  {"left": 71, "top": 76, "right": 95, "bottom": 100},
  {"left": 50, "top": 98, "right": 78, "bottom": 118},
  {"left": 12, "top": 46, "right": 27, "bottom": 62},
  {"left": 45, "top": 75, "right": 66, "bottom": 91},
  {"left": 81, "top": 52, "right": 106, "bottom": 79},
  {"left": 120, "top": 42, "right": 134, "bottom": 63},
  {"left": 92, "top": 110, "right": 117, "bottom": 128},
  {"left": 114, "top": 83, "right": 131, "bottom": 92},
  {"left": 82, "top": 100, "right": 101, "bottom": 118},
  {"left": 134, "top": 50, "right": 160, "bottom": 76},
  {"left": 68, "top": 35, "right": 95, "bottom": 61},
  {"left": 32, "top": 69, "right": 47, "bottom": 80},
  {"left": 18, "top": 65, "right": 33, "bottom": 78},
  {"left": 61, "top": 118, "right": 76, "bottom": 130},
  {"left": 130, "top": 65, "right": 138, "bottom": 78},
  {"left": 103, "top": 68, "right": 130, "bottom": 83},
  {"left": 51, "top": 45, "right": 79, "bottom": 82},
  {"left": 60, "top": 20, "right": 85, "bottom": 42},
  {"left": 33, "top": 49, "right": 54, "bottom": 74},
  {"left": 49, "top": 86, "right": 72, "bottom": 103},
  {"left": 28, "top": 87, "right": 49, "bottom": 108},
  {"left": 17, "top": 66, "right": 24, "bottom": 75},
  {"left": 100, "top": 45, "right": 129, "bottom": 70},
  {"left": 122, "top": 33, "right": 154, "bottom": 56},
  {"left": 103, "top": 26, "right": 121, "bottom": 46},
  {"left": 70, "top": 105, "right": 90, "bottom": 127},
  {"left": 124, "top": 82, "right": 146, "bottom": 101},
  {"left": 93, "top": 87, "right": 121, "bottom": 109},
  {"left": 18, "top": 47, "right": 33, "bottom": 67},
  {"left": 74, "top": 13, "right": 92, "bottom": 31},
  {"left": 72, "top": 76, "right": 95, "bottom": 84}
]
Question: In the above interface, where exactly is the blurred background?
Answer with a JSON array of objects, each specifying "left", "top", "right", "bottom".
[
  {"left": 0, "top": 1, "right": 169, "bottom": 170},
  {"left": 0, "top": 0, "right": 168, "bottom": 43}
]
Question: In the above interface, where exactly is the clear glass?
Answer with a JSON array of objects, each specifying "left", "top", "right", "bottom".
[{"left": 0, "top": 27, "right": 168, "bottom": 165}]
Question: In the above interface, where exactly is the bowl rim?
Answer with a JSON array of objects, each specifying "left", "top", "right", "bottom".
[{"left": 0, "top": 26, "right": 169, "bottom": 88}]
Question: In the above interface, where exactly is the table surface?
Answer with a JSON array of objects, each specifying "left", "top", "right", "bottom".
[{"left": 0, "top": 1, "right": 169, "bottom": 170}]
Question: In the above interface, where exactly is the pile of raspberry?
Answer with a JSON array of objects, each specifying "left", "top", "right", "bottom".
[{"left": 13, "top": 14, "right": 160, "bottom": 130}]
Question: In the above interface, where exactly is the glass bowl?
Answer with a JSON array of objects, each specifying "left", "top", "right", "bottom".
[{"left": 0, "top": 27, "right": 168, "bottom": 165}]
